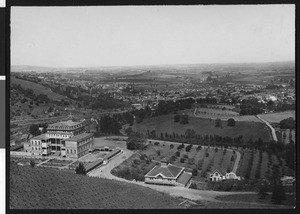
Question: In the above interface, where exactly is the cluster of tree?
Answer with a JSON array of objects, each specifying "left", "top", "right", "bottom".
[
  {"left": 174, "top": 114, "right": 189, "bottom": 124},
  {"left": 155, "top": 98, "right": 195, "bottom": 116},
  {"left": 89, "top": 93, "right": 129, "bottom": 110},
  {"left": 75, "top": 163, "right": 86, "bottom": 175},
  {"left": 279, "top": 117, "right": 295, "bottom": 129},
  {"left": 99, "top": 115, "right": 122, "bottom": 135},
  {"left": 126, "top": 132, "right": 146, "bottom": 150},
  {"left": 239, "top": 98, "right": 264, "bottom": 115}
]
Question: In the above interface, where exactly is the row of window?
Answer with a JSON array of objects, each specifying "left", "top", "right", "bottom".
[
  {"left": 66, "top": 149, "right": 76, "bottom": 154},
  {"left": 47, "top": 134, "right": 72, "bottom": 138},
  {"left": 32, "top": 147, "right": 41, "bottom": 151},
  {"left": 148, "top": 178, "right": 174, "bottom": 181},
  {"left": 78, "top": 137, "right": 93, "bottom": 146},
  {"left": 31, "top": 140, "right": 40, "bottom": 145},
  {"left": 78, "top": 143, "right": 92, "bottom": 152}
]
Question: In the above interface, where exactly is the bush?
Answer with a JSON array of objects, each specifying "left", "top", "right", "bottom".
[
  {"left": 75, "top": 163, "right": 86, "bottom": 175},
  {"left": 227, "top": 118, "right": 236, "bottom": 127},
  {"left": 180, "top": 158, "right": 185, "bottom": 163},
  {"left": 192, "top": 168, "right": 198, "bottom": 176},
  {"left": 154, "top": 142, "right": 160, "bottom": 146},
  {"left": 205, "top": 152, "right": 209, "bottom": 157},
  {"left": 190, "top": 182, "right": 197, "bottom": 189},
  {"left": 30, "top": 160, "right": 35, "bottom": 168},
  {"left": 175, "top": 151, "right": 180, "bottom": 157},
  {"left": 133, "top": 159, "right": 141, "bottom": 165}
]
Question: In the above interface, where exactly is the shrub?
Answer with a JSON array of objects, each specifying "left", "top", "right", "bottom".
[
  {"left": 175, "top": 151, "right": 180, "bottom": 157},
  {"left": 180, "top": 158, "right": 185, "bottom": 163},
  {"left": 75, "top": 163, "right": 86, "bottom": 175},
  {"left": 227, "top": 118, "right": 236, "bottom": 127},
  {"left": 190, "top": 182, "right": 197, "bottom": 189},
  {"left": 205, "top": 152, "right": 209, "bottom": 157},
  {"left": 30, "top": 160, "right": 35, "bottom": 168},
  {"left": 154, "top": 142, "right": 160, "bottom": 146},
  {"left": 133, "top": 159, "right": 141, "bottom": 165},
  {"left": 192, "top": 168, "right": 198, "bottom": 176}
]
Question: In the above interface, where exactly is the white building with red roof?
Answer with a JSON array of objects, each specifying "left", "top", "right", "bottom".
[{"left": 144, "top": 161, "right": 192, "bottom": 188}]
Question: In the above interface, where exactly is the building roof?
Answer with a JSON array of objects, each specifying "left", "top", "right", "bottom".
[
  {"left": 145, "top": 163, "right": 184, "bottom": 179},
  {"left": 177, "top": 172, "right": 192, "bottom": 186},
  {"left": 65, "top": 133, "right": 93, "bottom": 142},
  {"left": 210, "top": 168, "right": 225, "bottom": 176},
  {"left": 47, "top": 120, "right": 83, "bottom": 130},
  {"left": 30, "top": 134, "right": 49, "bottom": 140}
]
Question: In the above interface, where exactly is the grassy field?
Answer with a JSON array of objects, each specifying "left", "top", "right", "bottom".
[
  {"left": 10, "top": 162, "right": 183, "bottom": 209},
  {"left": 258, "top": 111, "right": 295, "bottom": 123},
  {"left": 132, "top": 114, "right": 271, "bottom": 142},
  {"left": 11, "top": 76, "right": 65, "bottom": 101}
]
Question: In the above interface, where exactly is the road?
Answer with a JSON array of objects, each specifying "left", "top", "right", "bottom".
[
  {"left": 88, "top": 139, "right": 246, "bottom": 202},
  {"left": 256, "top": 115, "right": 278, "bottom": 142}
]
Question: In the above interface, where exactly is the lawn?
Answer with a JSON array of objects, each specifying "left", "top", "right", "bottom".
[
  {"left": 10, "top": 162, "right": 182, "bottom": 209},
  {"left": 132, "top": 114, "right": 271, "bottom": 142},
  {"left": 258, "top": 111, "right": 295, "bottom": 123}
]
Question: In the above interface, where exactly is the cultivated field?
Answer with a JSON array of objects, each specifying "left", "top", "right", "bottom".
[
  {"left": 132, "top": 114, "right": 271, "bottom": 142},
  {"left": 10, "top": 162, "right": 183, "bottom": 209}
]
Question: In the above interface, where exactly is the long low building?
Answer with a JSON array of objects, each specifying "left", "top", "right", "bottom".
[
  {"left": 27, "top": 120, "right": 94, "bottom": 159},
  {"left": 144, "top": 161, "right": 192, "bottom": 188}
]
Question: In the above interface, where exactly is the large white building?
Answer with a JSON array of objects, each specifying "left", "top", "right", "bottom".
[{"left": 28, "top": 120, "right": 94, "bottom": 158}]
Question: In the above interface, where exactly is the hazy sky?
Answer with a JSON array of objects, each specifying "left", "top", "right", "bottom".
[{"left": 11, "top": 5, "right": 295, "bottom": 67}]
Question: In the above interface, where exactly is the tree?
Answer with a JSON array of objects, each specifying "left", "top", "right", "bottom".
[
  {"left": 29, "top": 124, "right": 41, "bottom": 136},
  {"left": 174, "top": 114, "right": 180, "bottom": 122},
  {"left": 126, "top": 132, "right": 146, "bottom": 150},
  {"left": 227, "top": 118, "right": 236, "bottom": 127},
  {"left": 192, "top": 168, "right": 198, "bottom": 176},
  {"left": 125, "top": 127, "right": 133, "bottom": 136},
  {"left": 30, "top": 159, "right": 35, "bottom": 168},
  {"left": 180, "top": 114, "right": 189, "bottom": 124},
  {"left": 190, "top": 182, "right": 197, "bottom": 189},
  {"left": 75, "top": 162, "right": 86, "bottom": 175},
  {"left": 271, "top": 181, "right": 286, "bottom": 204},
  {"left": 215, "top": 118, "right": 222, "bottom": 128},
  {"left": 257, "top": 180, "right": 269, "bottom": 199},
  {"left": 231, "top": 155, "right": 235, "bottom": 162}
]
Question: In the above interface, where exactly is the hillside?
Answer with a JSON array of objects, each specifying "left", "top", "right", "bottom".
[
  {"left": 11, "top": 76, "right": 65, "bottom": 101},
  {"left": 10, "top": 163, "right": 182, "bottom": 209}
]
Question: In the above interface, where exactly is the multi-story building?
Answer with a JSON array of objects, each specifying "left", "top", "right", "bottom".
[{"left": 28, "top": 120, "right": 94, "bottom": 158}]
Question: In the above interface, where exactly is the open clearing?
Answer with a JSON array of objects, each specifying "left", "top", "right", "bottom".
[
  {"left": 132, "top": 114, "right": 271, "bottom": 142},
  {"left": 258, "top": 111, "right": 295, "bottom": 123}
]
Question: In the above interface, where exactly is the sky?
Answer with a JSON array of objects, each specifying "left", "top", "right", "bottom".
[{"left": 11, "top": 5, "right": 295, "bottom": 68}]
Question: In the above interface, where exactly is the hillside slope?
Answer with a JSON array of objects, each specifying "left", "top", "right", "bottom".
[
  {"left": 10, "top": 163, "right": 181, "bottom": 209},
  {"left": 11, "top": 76, "right": 65, "bottom": 101}
]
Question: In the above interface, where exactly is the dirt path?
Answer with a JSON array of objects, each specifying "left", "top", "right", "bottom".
[{"left": 256, "top": 115, "right": 278, "bottom": 142}]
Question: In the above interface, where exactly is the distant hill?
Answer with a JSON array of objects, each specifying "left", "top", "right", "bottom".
[{"left": 11, "top": 61, "right": 295, "bottom": 74}]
